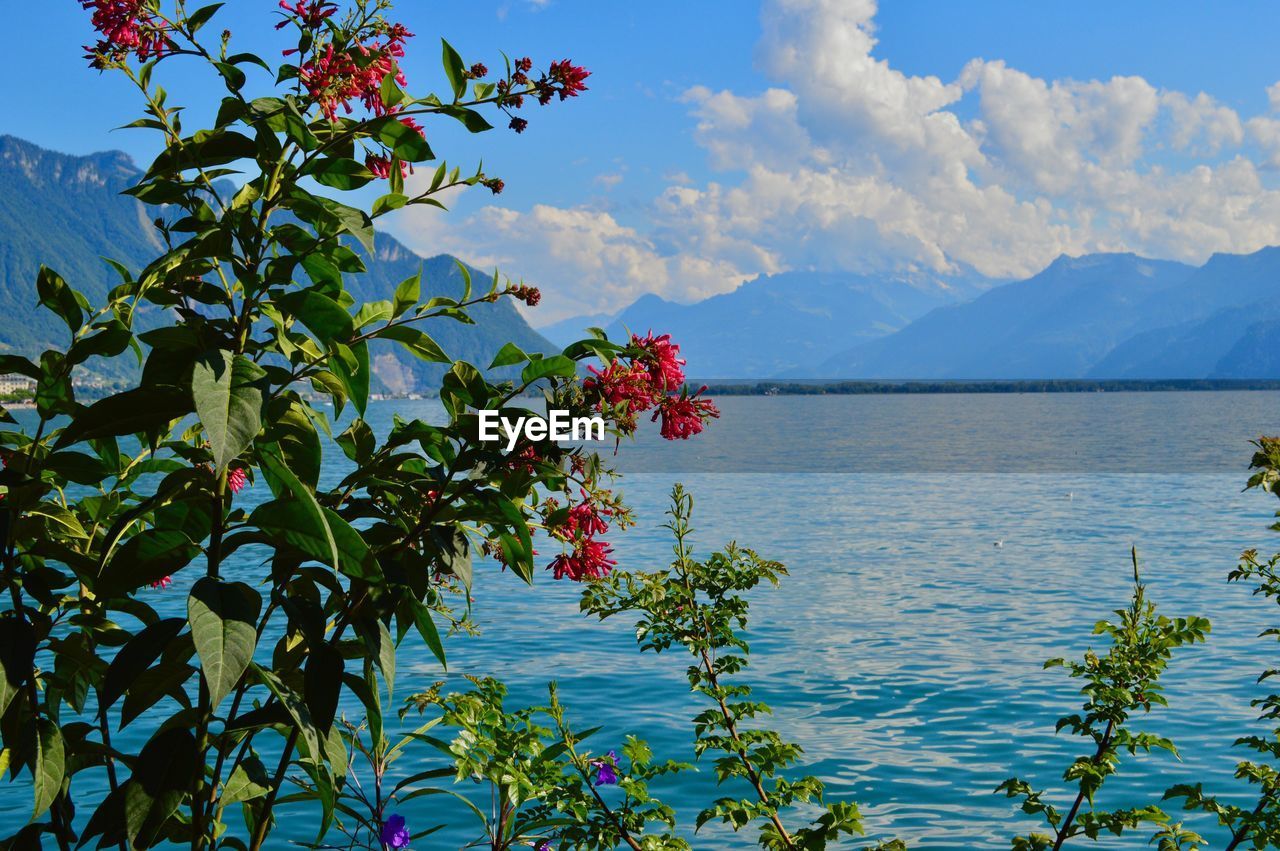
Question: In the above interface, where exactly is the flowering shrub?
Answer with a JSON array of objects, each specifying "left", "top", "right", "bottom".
[
  {"left": 0, "top": 2, "right": 713, "bottom": 849},
  {"left": 4, "top": 3, "right": 1280, "bottom": 851}
]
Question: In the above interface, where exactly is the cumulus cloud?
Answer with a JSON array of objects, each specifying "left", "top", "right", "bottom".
[{"left": 392, "top": 0, "right": 1280, "bottom": 320}]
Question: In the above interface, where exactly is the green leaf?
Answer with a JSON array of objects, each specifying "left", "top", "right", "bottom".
[
  {"left": 55, "top": 387, "right": 192, "bottom": 448},
  {"left": 101, "top": 618, "right": 186, "bottom": 711},
  {"left": 214, "top": 61, "right": 247, "bottom": 92},
  {"left": 411, "top": 599, "right": 447, "bottom": 670},
  {"left": 0, "top": 616, "right": 36, "bottom": 720},
  {"left": 393, "top": 272, "right": 422, "bottom": 317},
  {"left": 440, "top": 105, "right": 493, "bottom": 134},
  {"left": 148, "top": 130, "right": 257, "bottom": 177},
  {"left": 441, "top": 39, "right": 468, "bottom": 101},
  {"left": 253, "top": 665, "right": 323, "bottom": 762},
  {"left": 281, "top": 290, "right": 354, "bottom": 341},
  {"left": 330, "top": 340, "right": 371, "bottom": 416},
  {"left": 380, "top": 325, "right": 450, "bottom": 363},
  {"left": 371, "top": 115, "right": 434, "bottom": 162},
  {"left": 250, "top": 499, "right": 381, "bottom": 581},
  {"left": 304, "top": 644, "right": 344, "bottom": 734},
  {"left": 521, "top": 355, "right": 577, "bottom": 384},
  {"left": 380, "top": 69, "right": 406, "bottom": 110},
  {"left": 489, "top": 342, "right": 529, "bottom": 369},
  {"left": 99, "top": 529, "right": 200, "bottom": 598},
  {"left": 186, "top": 2, "right": 224, "bottom": 32},
  {"left": 0, "top": 354, "right": 40, "bottom": 380},
  {"left": 124, "top": 727, "right": 200, "bottom": 846},
  {"left": 307, "top": 157, "right": 375, "bottom": 190},
  {"left": 192, "top": 351, "right": 267, "bottom": 474},
  {"left": 372, "top": 192, "right": 409, "bottom": 216},
  {"left": 188, "top": 578, "right": 262, "bottom": 710},
  {"left": 263, "top": 402, "right": 322, "bottom": 489},
  {"left": 33, "top": 719, "right": 65, "bottom": 821},
  {"left": 355, "top": 618, "right": 395, "bottom": 700},
  {"left": 36, "top": 266, "right": 85, "bottom": 331},
  {"left": 220, "top": 759, "right": 272, "bottom": 807}
]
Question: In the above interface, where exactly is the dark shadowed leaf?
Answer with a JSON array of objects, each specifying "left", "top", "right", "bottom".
[
  {"left": 192, "top": 351, "right": 267, "bottom": 474},
  {"left": 188, "top": 578, "right": 262, "bottom": 710}
]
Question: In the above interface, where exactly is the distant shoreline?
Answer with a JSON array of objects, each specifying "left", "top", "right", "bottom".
[{"left": 696, "top": 379, "right": 1280, "bottom": 396}]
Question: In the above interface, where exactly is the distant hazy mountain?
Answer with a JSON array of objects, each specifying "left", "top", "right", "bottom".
[
  {"left": 569, "top": 270, "right": 982, "bottom": 379},
  {"left": 0, "top": 135, "right": 552, "bottom": 391},
  {"left": 1085, "top": 248, "right": 1280, "bottom": 379},
  {"left": 817, "top": 253, "right": 1200, "bottom": 378},
  {"left": 537, "top": 311, "right": 617, "bottom": 349}
]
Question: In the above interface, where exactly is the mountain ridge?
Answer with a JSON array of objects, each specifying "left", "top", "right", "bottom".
[{"left": 0, "top": 135, "right": 553, "bottom": 391}]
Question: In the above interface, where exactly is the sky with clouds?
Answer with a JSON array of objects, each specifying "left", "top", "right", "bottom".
[{"left": 8, "top": 2, "right": 1280, "bottom": 323}]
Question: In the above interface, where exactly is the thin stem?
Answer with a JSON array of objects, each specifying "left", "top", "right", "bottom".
[
  {"left": 1050, "top": 719, "right": 1116, "bottom": 851},
  {"left": 1224, "top": 791, "right": 1275, "bottom": 851},
  {"left": 667, "top": 502, "right": 796, "bottom": 851}
]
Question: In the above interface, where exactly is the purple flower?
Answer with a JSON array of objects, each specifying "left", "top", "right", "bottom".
[
  {"left": 535, "top": 842, "right": 554, "bottom": 851},
  {"left": 591, "top": 749, "right": 619, "bottom": 786},
  {"left": 380, "top": 813, "right": 411, "bottom": 850}
]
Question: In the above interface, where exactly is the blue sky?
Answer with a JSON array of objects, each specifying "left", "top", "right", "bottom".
[{"left": 7, "top": 2, "right": 1280, "bottom": 323}]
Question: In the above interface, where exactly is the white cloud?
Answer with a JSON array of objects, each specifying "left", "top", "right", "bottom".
[
  {"left": 391, "top": 0, "right": 1280, "bottom": 319},
  {"left": 392, "top": 187, "right": 753, "bottom": 322},
  {"left": 594, "top": 171, "right": 624, "bottom": 189}
]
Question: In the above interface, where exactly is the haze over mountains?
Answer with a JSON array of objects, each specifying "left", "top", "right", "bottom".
[
  {"left": 0, "top": 135, "right": 551, "bottom": 391},
  {"left": 540, "top": 270, "right": 989, "bottom": 377},
  {"left": 4, "top": 134, "right": 1279, "bottom": 384},
  {"left": 543, "top": 249, "right": 1280, "bottom": 380}
]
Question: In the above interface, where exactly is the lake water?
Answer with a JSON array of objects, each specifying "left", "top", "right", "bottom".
[{"left": 6, "top": 391, "right": 1280, "bottom": 849}]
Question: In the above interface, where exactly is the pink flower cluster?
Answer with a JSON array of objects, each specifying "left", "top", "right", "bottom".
[
  {"left": 276, "top": 0, "right": 338, "bottom": 30},
  {"left": 548, "top": 491, "right": 616, "bottom": 582},
  {"left": 282, "top": 4, "right": 422, "bottom": 180},
  {"left": 497, "top": 57, "right": 591, "bottom": 134},
  {"left": 81, "top": 0, "right": 173, "bottom": 68},
  {"left": 583, "top": 333, "right": 719, "bottom": 440}
]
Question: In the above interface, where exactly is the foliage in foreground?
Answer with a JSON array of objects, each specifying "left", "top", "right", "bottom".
[{"left": 3, "top": 2, "right": 1280, "bottom": 850}]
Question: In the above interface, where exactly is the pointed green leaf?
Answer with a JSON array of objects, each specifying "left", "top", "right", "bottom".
[
  {"left": 188, "top": 578, "right": 262, "bottom": 710},
  {"left": 33, "top": 719, "right": 65, "bottom": 821},
  {"left": 192, "top": 351, "right": 266, "bottom": 473}
]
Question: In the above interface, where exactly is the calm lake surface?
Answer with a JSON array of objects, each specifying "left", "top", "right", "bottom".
[{"left": 7, "top": 391, "right": 1280, "bottom": 849}]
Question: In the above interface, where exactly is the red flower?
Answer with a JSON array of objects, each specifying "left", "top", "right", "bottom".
[
  {"left": 584, "top": 360, "right": 661, "bottom": 413},
  {"left": 81, "top": 0, "right": 173, "bottom": 68},
  {"left": 632, "top": 332, "right": 686, "bottom": 391},
  {"left": 276, "top": 0, "right": 338, "bottom": 29},
  {"left": 299, "top": 24, "right": 417, "bottom": 123},
  {"left": 543, "top": 60, "right": 591, "bottom": 103},
  {"left": 228, "top": 467, "right": 248, "bottom": 494},
  {"left": 468, "top": 62, "right": 489, "bottom": 79},
  {"left": 366, "top": 154, "right": 409, "bottom": 180},
  {"left": 559, "top": 491, "right": 611, "bottom": 539},
  {"left": 652, "top": 388, "right": 719, "bottom": 440},
  {"left": 151, "top": 576, "right": 173, "bottom": 590},
  {"left": 482, "top": 178, "right": 505, "bottom": 195},
  {"left": 509, "top": 117, "right": 529, "bottom": 134},
  {"left": 508, "top": 284, "right": 541, "bottom": 307},
  {"left": 509, "top": 445, "right": 541, "bottom": 474},
  {"left": 550, "top": 539, "right": 616, "bottom": 581}
]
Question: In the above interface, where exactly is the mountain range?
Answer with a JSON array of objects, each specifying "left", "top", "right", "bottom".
[
  {"left": 540, "top": 269, "right": 987, "bottom": 377},
  {"left": 6, "top": 134, "right": 1280, "bottom": 383},
  {"left": 0, "top": 135, "right": 552, "bottom": 391},
  {"left": 543, "top": 249, "right": 1280, "bottom": 380}
]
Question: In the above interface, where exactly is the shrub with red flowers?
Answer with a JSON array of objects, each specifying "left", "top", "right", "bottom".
[{"left": 0, "top": 2, "right": 712, "bottom": 849}]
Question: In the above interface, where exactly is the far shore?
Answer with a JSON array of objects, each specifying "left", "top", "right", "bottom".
[{"left": 6, "top": 379, "right": 1280, "bottom": 410}]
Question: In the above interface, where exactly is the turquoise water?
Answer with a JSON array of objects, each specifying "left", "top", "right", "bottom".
[{"left": 5, "top": 392, "right": 1280, "bottom": 848}]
